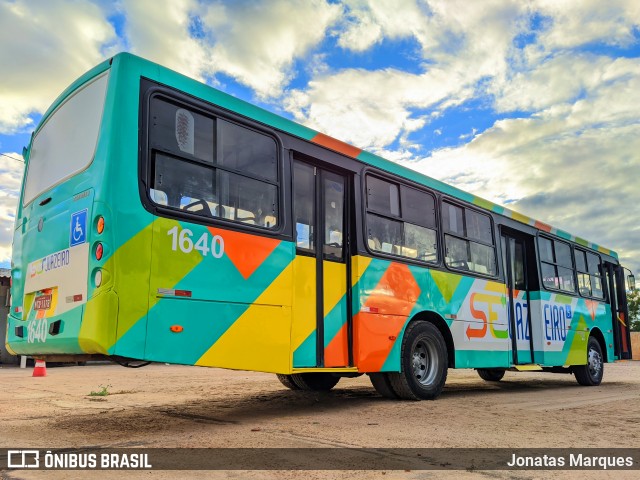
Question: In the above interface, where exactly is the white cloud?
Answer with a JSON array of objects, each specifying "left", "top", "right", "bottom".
[
  {"left": 0, "top": 0, "right": 119, "bottom": 134},
  {"left": 0, "top": 154, "right": 24, "bottom": 265},
  {"left": 121, "top": 0, "right": 207, "bottom": 81},
  {"left": 199, "top": 0, "right": 342, "bottom": 98},
  {"left": 532, "top": 0, "right": 640, "bottom": 51}
]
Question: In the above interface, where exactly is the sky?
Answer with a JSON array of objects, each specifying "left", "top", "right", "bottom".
[{"left": 0, "top": 0, "right": 639, "bottom": 276}]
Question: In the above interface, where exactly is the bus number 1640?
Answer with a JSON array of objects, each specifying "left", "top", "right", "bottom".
[{"left": 167, "top": 226, "right": 224, "bottom": 258}]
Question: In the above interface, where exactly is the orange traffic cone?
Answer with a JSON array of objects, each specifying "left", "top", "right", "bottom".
[{"left": 33, "top": 360, "right": 47, "bottom": 377}]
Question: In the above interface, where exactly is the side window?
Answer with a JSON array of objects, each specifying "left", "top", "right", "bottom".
[
  {"left": 538, "top": 237, "right": 576, "bottom": 293},
  {"left": 148, "top": 95, "right": 279, "bottom": 229},
  {"left": 575, "top": 249, "right": 604, "bottom": 299},
  {"left": 366, "top": 176, "right": 437, "bottom": 263},
  {"left": 442, "top": 201, "right": 497, "bottom": 276}
]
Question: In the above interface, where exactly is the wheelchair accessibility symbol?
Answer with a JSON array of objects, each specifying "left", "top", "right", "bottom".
[{"left": 70, "top": 209, "right": 87, "bottom": 246}]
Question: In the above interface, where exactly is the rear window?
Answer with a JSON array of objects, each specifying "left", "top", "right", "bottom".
[{"left": 23, "top": 72, "right": 109, "bottom": 206}]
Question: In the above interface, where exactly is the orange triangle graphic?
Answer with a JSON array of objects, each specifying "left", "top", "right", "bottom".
[
  {"left": 584, "top": 300, "right": 598, "bottom": 321},
  {"left": 208, "top": 227, "right": 280, "bottom": 279}
]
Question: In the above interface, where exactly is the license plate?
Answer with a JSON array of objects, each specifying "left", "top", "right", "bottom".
[{"left": 34, "top": 294, "right": 52, "bottom": 311}]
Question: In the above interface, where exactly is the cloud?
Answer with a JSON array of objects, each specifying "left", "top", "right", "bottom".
[
  {"left": 121, "top": 0, "right": 207, "bottom": 81},
  {"left": 0, "top": 154, "right": 25, "bottom": 265},
  {"left": 404, "top": 55, "right": 640, "bottom": 272},
  {"left": 0, "top": 0, "right": 119, "bottom": 134},
  {"left": 199, "top": 0, "right": 342, "bottom": 98}
]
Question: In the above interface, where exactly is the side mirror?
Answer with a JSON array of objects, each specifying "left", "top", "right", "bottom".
[{"left": 627, "top": 274, "right": 636, "bottom": 291}]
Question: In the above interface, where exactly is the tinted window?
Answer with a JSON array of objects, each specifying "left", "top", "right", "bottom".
[
  {"left": 555, "top": 241, "right": 572, "bottom": 268},
  {"left": 367, "top": 176, "right": 399, "bottom": 216},
  {"left": 470, "top": 242, "right": 497, "bottom": 275},
  {"left": 367, "top": 214, "right": 402, "bottom": 254},
  {"left": 401, "top": 186, "right": 435, "bottom": 228},
  {"left": 466, "top": 210, "right": 493, "bottom": 244},
  {"left": 218, "top": 119, "right": 277, "bottom": 181},
  {"left": 539, "top": 237, "right": 554, "bottom": 263},
  {"left": 324, "top": 172, "right": 344, "bottom": 259},
  {"left": 404, "top": 223, "right": 437, "bottom": 261},
  {"left": 587, "top": 252, "right": 600, "bottom": 274},
  {"left": 147, "top": 95, "right": 280, "bottom": 230},
  {"left": 541, "top": 263, "right": 559, "bottom": 289},
  {"left": 575, "top": 250, "right": 587, "bottom": 272},
  {"left": 150, "top": 98, "right": 214, "bottom": 163},
  {"left": 443, "top": 203, "right": 464, "bottom": 235},
  {"left": 294, "top": 162, "right": 315, "bottom": 251}
]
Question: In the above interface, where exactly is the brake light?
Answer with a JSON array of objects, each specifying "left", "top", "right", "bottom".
[{"left": 95, "top": 243, "right": 103, "bottom": 261}]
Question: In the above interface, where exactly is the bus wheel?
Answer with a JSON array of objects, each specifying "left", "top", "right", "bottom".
[
  {"left": 276, "top": 374, "right": 301, "bottom": 390},
  {"left": 477, "top": 368, "right": 505, "bottom": 382},
  {"left": 290, "top": 373, "right": 340, "bottom": 391},
  {"left": 573, "top": 336, "right": 604, "bottom": 386},
  {"left": 388, "top": 321, "right": 448, "bottom": 400},
  {"left": 369, "top": 373, "right": 399, "bottom": 399}
]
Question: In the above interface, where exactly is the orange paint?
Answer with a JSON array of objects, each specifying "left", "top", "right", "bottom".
[
  {"left": 311, "top": 133, "right": 363, "bottom": 158},
  {"left": 584, "top": 300, "right": 598, "bottom": 321},
  {"left": 534, "top": 221, "right": 552, "bottom": 232},
  {"left": 324, "top": 322, "right": 349, "bottom": 367},
  {"left": 354, "top": 263, "right": 421, "bottom": 371},
  {"left": 208, "top": 227, "right": 280, "bottom": 279}
]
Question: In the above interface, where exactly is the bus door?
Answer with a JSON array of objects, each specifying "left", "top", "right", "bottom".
[
  {"left": 291, "top": 159, "right": 351, "bottom": 368},
  {"left": 502, "top": 231, "right": 536, "bottom": 365},
  {"left": 605, "top": 262, "right": 632, "bottom": 359}
]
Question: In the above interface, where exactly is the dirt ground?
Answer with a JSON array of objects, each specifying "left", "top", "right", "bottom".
[{"left": 1, "top": 361, "right": 639, "bottom": 479}]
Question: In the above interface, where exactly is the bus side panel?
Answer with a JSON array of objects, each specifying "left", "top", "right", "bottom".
[
  {"left": 534, "top": 292, "right": 614, "bottom": 366},
  {"left": 142, "top": 217, "right": 294, "bottom": 372},
  {"left": 352, "top": 257, "right": 511, "bottom": 372}
]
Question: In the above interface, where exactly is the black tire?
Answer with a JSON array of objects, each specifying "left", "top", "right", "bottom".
[
  {"left": 477, "top": 368, "right": 506, "bottom": 382},
  {"left": 290, "top": 373, "right": 340, "bottom": 391},
  {"left": 276, "top": 374, "right": 301, "bottom": 390},
  {"left": 574, "top": 336, "right": 604, "bottom": 386},
  {"left": 387, "top": 321, "right": 448, "bottom": 400},
  {"left": 369, "top": 373, "right": 399, "bottom": 399}
]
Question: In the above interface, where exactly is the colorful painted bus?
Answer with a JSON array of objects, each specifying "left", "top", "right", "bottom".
[{"left": 5, "top": 53, "right": 634, "bottom": 400}]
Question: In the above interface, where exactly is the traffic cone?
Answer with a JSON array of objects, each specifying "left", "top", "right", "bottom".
[{"left": 33, "top": 360, "right": 47, "bottom": 377}]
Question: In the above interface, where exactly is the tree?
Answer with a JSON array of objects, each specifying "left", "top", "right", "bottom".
[{"left": 628, "top": 289, "right": 640, "bottom": 332}]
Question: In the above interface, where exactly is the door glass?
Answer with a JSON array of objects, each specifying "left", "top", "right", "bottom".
[
  {"left": 323, "top": 172, "right": 345, "bottom": 259},
  {"left": 294, "top": 162, "right": 315, "bottom": 252}
]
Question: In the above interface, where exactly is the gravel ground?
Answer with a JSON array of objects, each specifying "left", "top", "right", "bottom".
[{"left": 1, "top": 360, "right": 639, "bottom": 479}]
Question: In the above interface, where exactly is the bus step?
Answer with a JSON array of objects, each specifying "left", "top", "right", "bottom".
[{"left": 514, "top": 364, "right": 543, "bottom": 371}]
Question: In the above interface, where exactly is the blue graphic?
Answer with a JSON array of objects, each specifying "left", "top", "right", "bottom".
[
  {"left": 70, "top": 209, "right": 87, "bottom": 246},
  {"left": 566, "top": 305, "right": 572, "bottom": 319}
]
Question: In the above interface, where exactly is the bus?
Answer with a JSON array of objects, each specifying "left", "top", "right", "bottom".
[{"left": 5, "top": 53, "right": 635, "bottom": 400}]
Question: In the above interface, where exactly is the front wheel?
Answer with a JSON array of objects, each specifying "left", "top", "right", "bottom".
[
  {"left": 276, "top": 374, "right": 301, "bottom": 390},
  {"left": 477, "top": 368, "right": 505, "bottom": 382},
  {"left": 573, "top": 336, "right": 604, "bottom": 386},
  {"left": 387, "top": 321, "right": 448, "bottom": 400}
]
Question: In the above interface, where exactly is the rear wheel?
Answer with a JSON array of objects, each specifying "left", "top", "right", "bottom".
[
  {"left": 388, "top": 321, "right": 448, "bottom": 400},
  {"left": 477, "top": 368, "right": 506, "bottom": 382},
  {"left": 369, "top": 373, "right": 399, "bottom": 399},
  {"left": 574, "top": 336, "right": 604, "bottom": 386},
  {"left": 290, "top": 373, "right": 340, "bottom": 391},
  {"left": 276, "top": 374, "right": 301, "bottom": 390}
]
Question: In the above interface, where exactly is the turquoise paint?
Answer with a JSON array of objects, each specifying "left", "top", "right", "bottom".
[
  {"left": 293, "top": 331, "right": 316, "bottom": 367},
  {"left": 324, "top": 296, "right": 348, "bottom": 347}
]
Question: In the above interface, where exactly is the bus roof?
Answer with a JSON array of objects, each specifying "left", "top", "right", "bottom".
[{"left": 40, "top": 52, "right": 619, "bottom": 259}]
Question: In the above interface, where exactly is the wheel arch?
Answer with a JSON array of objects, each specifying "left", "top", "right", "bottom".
[
  {"left": 589, "top": 327, "right": 608, "bottom": 362},
  {"left": 407, "top": 310, "right": 456, "bottom": 368}
]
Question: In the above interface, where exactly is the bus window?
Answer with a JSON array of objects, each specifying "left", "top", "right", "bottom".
[
  {"left": 575, "top": 249, "right": 605, "bottom": 299},
  {"left": 147, "top": 95, "right": 280, "bottom": 229},
  {"left": 323, "top": 173, "right": 344, "bottom": 259},
  {"left": 294, "top": 162, "right": 315, "bottom": 252},
  {"left": 365, "top": 175, "right": 438, "bottom": 263},
  {"left": 443, "top": 201, "right": 496, "bottom": 276},
  {"left": 538, "top": 237, "right": 576, "bottom": 293}
]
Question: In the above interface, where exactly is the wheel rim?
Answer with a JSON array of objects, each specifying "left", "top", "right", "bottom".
[
  {"left": 411, "top": 338, "right": 439, "bottom": 386},
  {"left": 587, "top": 347, "right": 603, "bottom": 379}
]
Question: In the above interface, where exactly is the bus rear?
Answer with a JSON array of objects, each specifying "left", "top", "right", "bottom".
[{"left": 6, "top": 61, "right": 112, "bottom": 359}]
